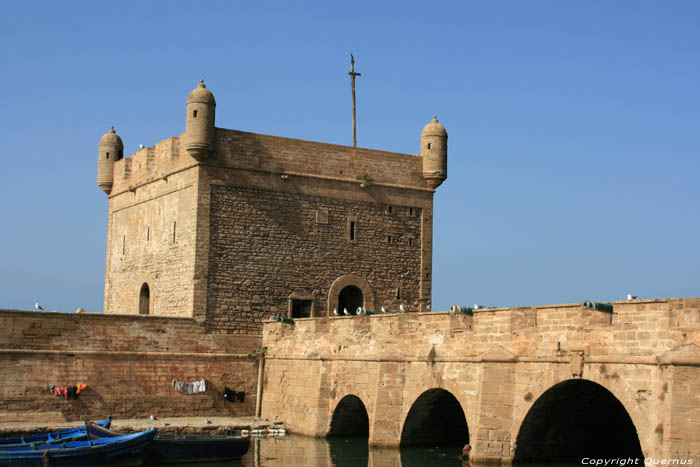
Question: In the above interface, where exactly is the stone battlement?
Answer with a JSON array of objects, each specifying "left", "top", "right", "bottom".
[{"left": 110, "top": 129, "right": 429, "bottom": 197}]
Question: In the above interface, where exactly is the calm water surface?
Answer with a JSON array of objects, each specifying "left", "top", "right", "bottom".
[
  {"left": 147, "top": 434, "right": 584, "bottom": 466},
  {"left": 147, "top": 434, "right": 469, "bottom": 466}
]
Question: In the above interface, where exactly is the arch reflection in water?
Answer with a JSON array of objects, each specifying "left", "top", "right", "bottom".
[
  {"left": 240, "top": 435, "right": 468, "bottom": 467},
  {"left": 514, "top": 379, "right": 644, "bottom": 463}
]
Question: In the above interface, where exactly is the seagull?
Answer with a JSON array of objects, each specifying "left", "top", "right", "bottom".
[
  {"left": 34, "top": 302, "right": 44, "bottom": 311},
  {"left": 626, "top": 294, "right": 638, "bottom": 300},
  {"left": 333, "top": 308, "right": 340, "bottom": 316},
  {"left": 343, "top": 308, "right": 350, "bottom": 316},
  {"left": 380, "top": 306, "right": 386, "bottom": 313},
  {"left": 474, "top": 304, "right": 481, "bottom": 310},
  {"left": 139, "top": 144, "right": 145, "bottom": 149},
  {"left": 399, "top": 304, "right": 406, "bottom": 312}
]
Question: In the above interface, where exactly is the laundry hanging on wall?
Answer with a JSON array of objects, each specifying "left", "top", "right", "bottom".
[
  {"left": 172, "top": 378, "right": 207, "bottom": 395},
  {"left": 224, "top": 386, "right": 245, "bottom": 403},
  {"left": 49, "top": 383, "right": 87, "bottom": 400}
]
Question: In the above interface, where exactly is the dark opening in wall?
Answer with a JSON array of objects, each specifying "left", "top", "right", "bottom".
[
  {"left": 328, "top": 395, "right": 369, "bottom": 437},
  {"left": 291, "top": 299, "right": 312, "bottom": 318},
  {"left": 172, "top": 221, "right": 177, "bottom": 243},
  {"left": 106, "top": 152, "right": 109, "bottom": 159},
  {"left": 193, "top": 110, "right": 198, "bottom": 118},
  {"left": 514, "top": 379, "right": 643, "bottom": 463},
  {"left": 139, "top": 283, "right": 150, "bottom": 315},
  {"left": 338, "top": 285, "right": 363, "bottom": 315},
  {"left": 349, "top": 221, "right": 356, "bottom": 241},
  {"left": 400, "top": 388, "right": 469, "bottom": 447},
  {"left": 427, "top": 143, "right": 431, "bottom": 149}
]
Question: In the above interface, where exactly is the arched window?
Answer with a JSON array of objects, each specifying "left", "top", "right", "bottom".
[
  {"left": 338, "top": 286, "right": 363, "bottom": 315},
  {"left": 139, "top": 283, "right": 150, "bottom": 315}
]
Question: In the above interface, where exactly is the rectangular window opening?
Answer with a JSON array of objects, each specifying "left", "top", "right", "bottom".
[
  {"left": 193, "top": 110, "right": 198, "bottom": 118},
  {"left": 408, "top": 237, "right": 414, "bottom": 246},
  {"left": 409, "top": 207, "right": 414, "bottom": 216},
  {"left": 386, "top": 235, "right": 392, "bottom": 244},
  {"left": 106, "top": 152, "right": 109, "bottom": 159},
  {"left": 349, "top": 221, "right": 355, "bottom": 241},
  {"left": 291, "top": 299, "right": 312, "bottom": 318},
  {"left": 427, "top": 143, "right": 432, "bottom": 149}
]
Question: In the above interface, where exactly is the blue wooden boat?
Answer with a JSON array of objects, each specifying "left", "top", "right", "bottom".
[
  {"left": 0, "top": 418, "right": 112, "bottom": 446},
  {"left": 86, "top": 422, "right": 250, "bottom": 464},
  {"left": 0, "top": 428, "right": 156, "bottom": 466}
]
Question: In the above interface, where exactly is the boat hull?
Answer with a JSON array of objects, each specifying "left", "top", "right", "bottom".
[
  {"left": 0, "top": 428, "right": 156, "bottom": 467},
  {"left": 86, "top": 422, "right": 250, "bottom": 464}
]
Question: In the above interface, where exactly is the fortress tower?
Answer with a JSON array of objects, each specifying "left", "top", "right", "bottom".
[{"left": 98, "top": 81, "right": 448, "bottom": 335}]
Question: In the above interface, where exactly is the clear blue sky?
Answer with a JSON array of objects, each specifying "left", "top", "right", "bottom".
[{"left": 1, "top": 1, "right": 698, "bottom": 313}]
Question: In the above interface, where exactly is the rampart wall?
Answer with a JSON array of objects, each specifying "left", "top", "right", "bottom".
[
  {"left": 0, "top": 310, "right": 259, "bottom": 422},
  {"left": 260, "top": 298, "right": 700, "bottom": 462}
]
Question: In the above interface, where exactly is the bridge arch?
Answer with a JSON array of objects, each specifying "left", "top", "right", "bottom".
[
  {"left": 328, "top": 394, "right": 369, "bottom": 437},
  {"left": 514, "top": 378, "right": 643, "bottom": 463},
  {"left": 400, "top": 388, "right": 469, "bottom": 447}
]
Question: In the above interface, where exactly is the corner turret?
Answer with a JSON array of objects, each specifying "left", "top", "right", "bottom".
[
  {"left": 185, "top": 79, "right": 216, "bottom": 161},
  {"left": 420, "top": 115, "right": 448, "bottom": 189},
  {"left": 97, "top": 126, "right": 124, "bottom": 195}
]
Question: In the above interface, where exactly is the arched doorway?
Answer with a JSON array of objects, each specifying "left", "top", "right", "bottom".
[
  {"left": 328, "top": 395, "right": 369, "bottom": 437},
  {"left": 514, "top": 379, "right": 643, "bottom": 463},
  {"left": 338, "top": 286, "right": 363, "bottom": 315},
  {"left": 139, "top": 283, "right": 150, "bottom": 315},
  {"left": 400, "top": 388, "right": 469, "bottom": 447}
]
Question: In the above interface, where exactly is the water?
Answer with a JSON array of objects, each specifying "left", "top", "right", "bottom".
[{"left": 147, "top": 434, "right": 471, "bottom": 466}]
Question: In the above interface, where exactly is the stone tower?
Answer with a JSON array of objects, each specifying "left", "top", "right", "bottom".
[
  {"left": 421, "top": 116, "right": 448, "bottom": 189},
  {"left": 185, "top": 80, "right": 216, "bottom": 161},
  {"left": 100, "top": 81, "right": 448, "bottom": 332},
  {"left": 96, "top": 126, "right": 124, "bottom": 195}
]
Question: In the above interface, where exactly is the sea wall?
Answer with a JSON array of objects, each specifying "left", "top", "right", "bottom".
[{"left": 0, "top": 310, "right": 260, "bottom": 422}]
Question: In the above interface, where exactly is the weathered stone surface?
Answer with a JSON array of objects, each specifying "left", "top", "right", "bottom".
[{"left": 261, "top": 299, "right": 700, "bottom": 463}]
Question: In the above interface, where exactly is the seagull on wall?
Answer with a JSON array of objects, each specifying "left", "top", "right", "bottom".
[
  {"left": 380, "top": 306, "right": 386, "bottom": 313},
  {"left": 399, "top": 304, "right": 406, "bottom": 312},
  {"left": 34, "top": 302, "right": 44, "bottom": 311},
  {"left": 343, "top": 308, "right": 350, "bottom": 316},
  {"left": 139, "top": 144, "right": 145, "bottom": 149},
  {"left": 333, "top": 308, "right": 340, "bottom": 316}
]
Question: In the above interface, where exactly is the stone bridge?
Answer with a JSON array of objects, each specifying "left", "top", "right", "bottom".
[{"left": 260, "top": 298, "right": 700, "bottom": 463}]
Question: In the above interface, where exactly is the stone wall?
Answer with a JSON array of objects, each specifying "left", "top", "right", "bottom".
[
  {"left": 205, "top": 184, "right": 424, "bottom": 334},
  {"left": 260, "top": 298, "right": 700, "bottom": 462},
  {"left": 105, "top": 137, "right": 200, "bottom": 317},
  {"left": 0, "top": 310, "right": 259, "bottom": 422}
]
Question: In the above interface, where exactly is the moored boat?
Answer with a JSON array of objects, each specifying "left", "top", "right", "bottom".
[
  {"left": 0, "top": 428, "right": 156, "bottom": 466},
  {"left": 0, "top": 418, "right": 112, "bottom": 446},
  {"left": 86, "top": 422, "right": 250, "bottom": 464}
]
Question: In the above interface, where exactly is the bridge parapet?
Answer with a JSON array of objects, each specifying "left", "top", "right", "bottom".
[{"left": 261, "top": 298, "right": 700, "bottom": 462}]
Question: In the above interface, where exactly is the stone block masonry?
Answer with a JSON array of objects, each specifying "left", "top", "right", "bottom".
[
  {"left": 261, "top": 298, "right": 700, "bottom": 463},
  {"left": 205, "top": 184, "right": 423, "bottom": 334},
  {"left": 0, "top": 310, "right": 259, "bottom": 422}
]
